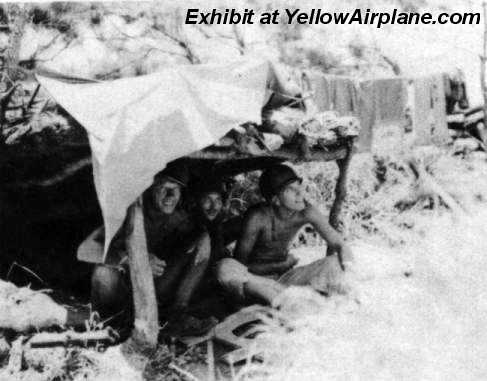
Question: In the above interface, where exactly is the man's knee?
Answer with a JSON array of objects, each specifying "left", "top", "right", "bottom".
[
  {"left": 215, "top": 258, "right": 249, "bottom": 287},
  {"left": 192, "top": 232, "right": 211, "bottom": 265},
  {"left": 310, "top": 256, "right": 350, "bottom": 295},
  {"left": 91, "top": 265, "right": 125, "bottom": 303}
]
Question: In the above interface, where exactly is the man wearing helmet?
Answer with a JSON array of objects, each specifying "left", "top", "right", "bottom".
[
  {"left": 216, "top": 164, "right": 353, "bottom": 305},
  {"left": 90, "top": 160, "right": 215, "bottom": 335},
  {"left": 191, "top": 177, "right": 242, "bottom": 265}
]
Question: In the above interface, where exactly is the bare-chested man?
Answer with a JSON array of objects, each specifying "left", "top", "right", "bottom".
[{"left": 216, "top": 164, "right": 353, "bottom": 305}]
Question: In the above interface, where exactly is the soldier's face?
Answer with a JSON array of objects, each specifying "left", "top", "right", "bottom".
[
  {"left": 152, "top": 178, "right": 182, "bottom": 214},
  {"left": 277, "top": 180, "right": 305, "bottom": 212},
  {"left": 199, "top": 192, "right": 223, "bottom": 221}
]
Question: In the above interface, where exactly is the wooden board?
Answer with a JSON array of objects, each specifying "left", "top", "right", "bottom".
[{"left": 188, "top": 142, "right": 350, "bottom": 163}]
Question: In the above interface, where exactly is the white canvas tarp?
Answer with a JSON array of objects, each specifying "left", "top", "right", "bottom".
[{"left": 37, "top": 59, "right": 281, "bottom": 259}]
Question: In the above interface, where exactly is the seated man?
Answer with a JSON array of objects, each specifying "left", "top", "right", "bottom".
[
  {"left": 189, "top": 178, "right": 243, "bottom": 316},
  {"left": 192, "top": 178, "right": 241, "bottom": 266},
  {"left": 216, "top": 164, "right": 353, "bottom": 305},
  {"left": 90, "top": 161, "right": 214, "bottom": 335}
]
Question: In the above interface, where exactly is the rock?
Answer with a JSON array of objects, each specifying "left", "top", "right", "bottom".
[
  {"left": 453, "top": 138, "right": 480, "bottom": 154},
  {"left": 263, "top": 133, "right": 284, "bottom": 151}
]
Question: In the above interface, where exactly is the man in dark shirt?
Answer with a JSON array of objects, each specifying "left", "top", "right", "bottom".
[
  {"left": 190, "top": 178, "right": 242, "bottom": 318},
  {"left": 90, "top": 162, "right": 213, "bottom": 334},
  {"left": 215, "top": 164, "right": 354, "bottom": 305},
  {"left": 192, "top": 178, "right": 241, "bottom": 265}
]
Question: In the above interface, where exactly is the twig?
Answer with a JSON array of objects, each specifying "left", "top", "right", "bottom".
[
  {"left": 8, "top": 157, "right": 92, "bottom": 188},
  {"left": 168, "top": 363, "right": 200, "bottom": 381},
  {"left": 100, "top": 309, "right": 127, "bottom": 327},
  {"left": 97, "top": 47, "right": 159, "bottom": 80},
  {"left": 408, "top": 159, "right": 467, "bottom": 216},
  {"left": 40, "top": 38, "right": 76, "bottom": 62},
  {"left": 195, "top": 25, "right": 213, "bottom": 39},
  {"left": 27, "top": 329, "right": 118, "bottom": 348},
  {"left": 232, "top": 25, "right": 246, "bottom": 55},
  {"left": 151, "top": 20, "right": 200, "bottom": 64},
  {"left": 207, "top": 339, "right": 215, "bottom": 381},
  {"left": 37, "top": 32, "right": 64, "bottom": 53},
  {"left": 6, "top": 261, "right": 46, "bottom": 285},
  {"left": 26, "top": 84, "right": 41, "bottom": 110}
]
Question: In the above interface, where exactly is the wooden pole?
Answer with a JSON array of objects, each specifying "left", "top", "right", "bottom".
[
  {"left": 329, "top": 139, "right": 354, "bottom": 231},
  {"left": 124, "top": 196, "right": 159, "bottom": 351},
  {"left": 481, "top": 2, "right": 487, "bottom": 132}
]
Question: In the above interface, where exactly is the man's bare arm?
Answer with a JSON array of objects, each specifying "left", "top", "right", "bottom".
[
  {"left": 234, "top": 210, "right": 262, "bottom": 265},
  {"left": 248, "top": 256, "right": 297, "bottom": 275},
  {"left": 304, "top": 203, "right": 353, "bottom": 269}
]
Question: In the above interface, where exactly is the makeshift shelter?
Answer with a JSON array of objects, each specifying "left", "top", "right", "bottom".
[{"left": 36, "top": 58, "right": 357, "bottom": 347}]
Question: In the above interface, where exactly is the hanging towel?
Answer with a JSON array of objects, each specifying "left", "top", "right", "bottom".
[
  {"left": 374, "top": 78, "right": 407, "bottom": 124},
  {"left": 412, "top": 75, "right": 450, "bottom": 146},
  {"left": 305, "top": 72, "right": 408, "bottom": 152},
  {"left": 356, "top": 80, "right": 376, "bottom": 152},
  {"left": 305, "top": 72, "right": 359, "bottom": 116},
  {"left": 356, "top": 78, "right": 408, "bottom": 152},
  {"left": 333, "top": 75, "right": 359, "bottom": 115},
  {"left": 304, "top": 72, "right": 333, "bottom": 112}
]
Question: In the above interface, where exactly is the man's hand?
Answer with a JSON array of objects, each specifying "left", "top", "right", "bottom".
[
  {"left": 284, "top": 254, "right": 299, "bottom": 270},
  {"left": 193, "top": 233, "right": 211, "bottom": 265},
  {"left": 248, "top": 254, "right": 298, "bottom": 276},
  {"left": 149, "top": 253, "right": 166, "bottom": 277},
  {"left": 305, "top": 203, "right": 354, "bottom": 271},
  {"left": 334, "top": 244, "right": 353, "bottom": 271},
  {"left": 275, "top": 254, "right": 299, "bottom": 273}
]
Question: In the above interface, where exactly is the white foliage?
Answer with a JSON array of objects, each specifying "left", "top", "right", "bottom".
[{"left": 0, "top": 280, "right": 67, "bottom": 331}]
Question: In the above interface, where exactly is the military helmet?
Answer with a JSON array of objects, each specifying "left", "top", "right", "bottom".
[
  {"left": 191, "top": 177, "right": 227, "bottom": 200},
  {"left": 153, "top": 160, "right": 190, "bottom": 187},
  {"left": 259, "top": 164, "right": 302, "bottom": 201}
]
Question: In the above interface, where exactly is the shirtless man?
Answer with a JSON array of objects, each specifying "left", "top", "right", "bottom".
[
  {"left": 90, "top": 161, "right": 214, "bottom": 334},
  {"left": 216, "top": 164, "right": 353, "bottom": 305}
]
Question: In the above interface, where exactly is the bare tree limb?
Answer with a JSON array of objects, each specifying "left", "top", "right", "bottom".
[
  {"left": 0, "top": 83, "right": 18, "bottom": 127},
  {"left": 151, "top": 11, "right": 201, "bottom": 64},
  {"left": 26, "top": 84, "right": 40, "bottom": 110},
  {"left": 380, "top": 54, "right": 401, "bottom": 75},
  {"left": 232, "top": 25, "right": 246, "bottom": 55},
  {"left": 6, "top": 157, "right": 92, "bottom": 188},
  {"left": 329, "top": 139, "right": 354, "bottom": 230},
  {"left": 408, "top": 158, "right": 467, "bottom": 216}
]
